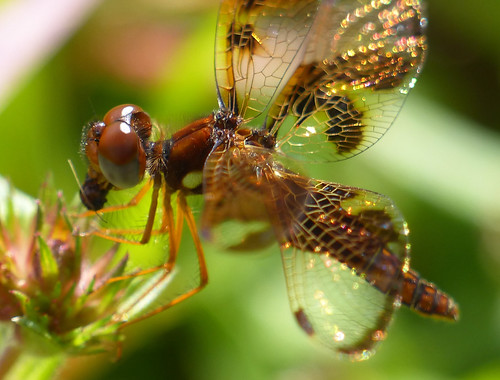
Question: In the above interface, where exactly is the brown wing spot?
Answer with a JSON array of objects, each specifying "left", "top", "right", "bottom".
[
  {"left": 356, "top": 209, "right": 400, "bottom": 242},
  {"left": 227, "top": 22, "right": 255, "bottom": 51},
  {"left": 320, "top": 184, "right": 354, "bottom": 199},
  {"left": 243, "top": 0, "right": 264, "bottom": 11},
  {"left": 294, "top": 308, "right": 315, "bottom": 336},
  {"left": 275, "top": 40, "right": 423, "bottom": 153},
  {"left": 289, "top": 64, "right": 326, "bottom": 120},
  {"left": 324, "top": 97, "right": 363, "bottom": 154},
  {"left": 288, "top": 186, "right": 404, "bottom": 295},
  {"left": 279, "top": 63, "right": 365, "bottom": 155}
]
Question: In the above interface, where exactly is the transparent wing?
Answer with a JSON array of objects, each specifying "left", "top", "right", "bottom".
[
  {"left": 282, "top": 248, "right": 396, "bottom": 360},
  {"left": 201, "top": 142, "right": 275, "bottom": 250},
  {"left": 214, "top": 0, "right": 319, "bottom": 121},
  {"left": 201, "top": 140, "right": 410, "bottom": 356},
  {"left": 275, "top": 177, "right": 410, "bottom": 358},
  {"left": 266, "top": 0, "right": 427, "bottom": 162}
]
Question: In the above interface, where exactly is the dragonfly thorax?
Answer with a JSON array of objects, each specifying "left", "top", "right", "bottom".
[{"left": 162, "top": 115, "right": 216, "bottom": 193}]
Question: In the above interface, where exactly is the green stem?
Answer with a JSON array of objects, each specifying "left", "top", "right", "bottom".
[
  {"left": 0, "top": 339, "right": 21, "bottom": 379},
  {"left": 2, "top": 350, "right": 66, "bottom": 380},
  {"left": 0, "top": 325, "right": 66, "bottom": 380}
]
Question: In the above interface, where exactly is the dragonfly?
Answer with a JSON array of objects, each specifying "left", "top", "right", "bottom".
[{"left": 79, "top": 0, "right": 458, "bottom": 360}]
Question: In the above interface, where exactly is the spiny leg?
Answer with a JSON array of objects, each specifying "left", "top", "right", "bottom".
[
  {"left": 79, "top": 178, "right": 167, "bottom": 245},
  {"left": 105, "top": 190, "right": 177, "bottom": 283},
  {"left": 114, "top": 191, "right": 208, "bottom": 330}
]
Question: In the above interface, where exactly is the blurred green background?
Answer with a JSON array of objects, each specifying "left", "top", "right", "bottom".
[{"left": 0, "top": 0, "right": 499, "bottom": 379}]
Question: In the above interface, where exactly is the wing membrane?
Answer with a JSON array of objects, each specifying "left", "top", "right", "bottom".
[
  {"left": 213, "top": 0, "right": 424, "bottom": 162},
  {"left": 268, "top": 0, "right": 426, "bottom": 161},
  {"left": 201, "top": 142, "right": 274, "bottom": 250},
  {"left": 274, "top": 175, "right": 410, "bottom": 357},
  {"left": 201, "top": 141, "right": 410, "bottom": 356},
  {"left": 215, "top": 0, "right": 319, "bottom": 120},
  {"left": 282, "top": 247, "right": 396, "bottom": 358}
]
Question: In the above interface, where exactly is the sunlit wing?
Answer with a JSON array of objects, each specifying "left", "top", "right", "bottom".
[
  {"left": 214, "top": 0, "right": 319, "bottom": 121},
  {"left": 216, "top": 0, "right": 426, "bottom": 162},
  {"left": 268, "top": 0, "right": 427, "bottom": 162},
  {"left": 266, "top": 168, "right": 457, "bottom": 355},
  {"left": 277, "top": 177, "right": 410, "bottom": 358},
  {"left": 201, "top": 140, "right": 411, "bottom": 356},
  {"left": 283, "top": 248, "right": 396, "bottom": 359},
  {"left": 201, "top": 141, "right": 275, "bottom": 251}
]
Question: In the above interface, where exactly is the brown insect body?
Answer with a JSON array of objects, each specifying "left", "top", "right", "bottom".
[{"left": 78, "top": 0, "right": 459, "bottom": 359}]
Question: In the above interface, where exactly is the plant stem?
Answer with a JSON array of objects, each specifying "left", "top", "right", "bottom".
[
  {"left": 0, "top": 325, "right": 66, "bottom": 380},
  {"left": 0, "top": 339, "right": 21, "bottom": 379}
]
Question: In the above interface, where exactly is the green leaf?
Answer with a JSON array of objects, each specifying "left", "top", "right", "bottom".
[
  {"left": 9, "top": 290, "right": 29, "bottom": 315},
  {"left": 37, "top": 236, "right": 59, "bottom": 286}
]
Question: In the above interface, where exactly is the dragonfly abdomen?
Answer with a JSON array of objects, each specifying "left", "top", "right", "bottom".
[
  {"left": 332, "top": 245, "right": 459, "bottom": 321},
  {"left": 401, "top": 269, "right": 459, "bottom": 321},
  {"left": 287, "top": 213, "right": 459, "bottom": 322}
]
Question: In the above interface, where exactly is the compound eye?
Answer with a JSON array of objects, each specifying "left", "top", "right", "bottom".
[
  {"left": 98, "top": 121, "right": 146, "bottom": 189},
  {"left": 103, "top": 104, "right": 143, "bottom": 126}
]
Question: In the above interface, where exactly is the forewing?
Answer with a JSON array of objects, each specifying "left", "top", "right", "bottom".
[
  {"left": 267, "top": 0, "right": 427, "bottom": 161},
  {"left": 275, "top": 177, "right": 410, "bottom": 358},
  {"left": 215, "top": 0, "right": 319, "bottom": 121}
]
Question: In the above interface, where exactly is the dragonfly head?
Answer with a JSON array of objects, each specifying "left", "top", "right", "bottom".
[{"left": 83, "top": 104, "right": 151, "bottom": 190}]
